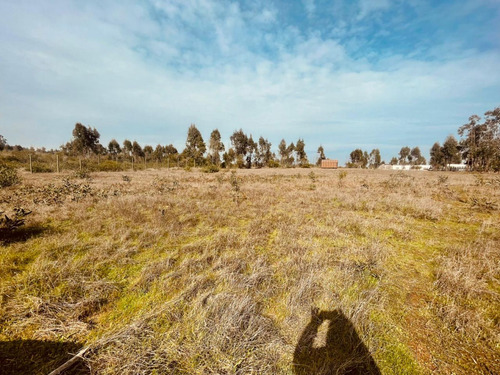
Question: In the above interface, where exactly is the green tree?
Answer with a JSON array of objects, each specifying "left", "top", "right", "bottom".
[
  {"left": 442, "top": 135, "right": 461, "bottom": 168},
  {"left": 430, "top": 142, "right": 444, "bottom": 169},
  {"left": 153, "top": 145, "right": 164, "bottom": 162},
  {"left": 208, "top": 129, "right": 225, "bottom": 166},
  {"left": 246, "top": 135, "right": 257, "bottom": 168},
  {"left": 458, "top": 114, "right": 483, "bottom": 170},
  {"left": 132, "top": 141, "right": 144, "bottom": 161},
  {"left": 257, "top": 137, "right": 272, "bottom": 167},
  {"left": 0, "top": 135, "right": 6, "bottom": 151},
  {"left": 71, "top": 123, "right": 101, "bottom": 156},
  {"left": 410, "top": 147, "right": 426, "bottom": 165},
  {"left": 108, "top": 139, "right": 121, "bottom": 160},
  {"left": 398, "top": 146, "right": 410, "bottom": 165},
  {"left": 143, "top": 145, "right": 153, "bottom": 162},
  {"left": 285, "top": 142, "right": 295, "bottom": 167},
  {"left": 278, "top": 139, "right": 287, "bottom": 166},
  {"left": 185, "top": 124, "right": 206, "bottom": 166},
  {"left": 123, "top": 140, "right": 133, "bottom": 157},
  {"left": 348, "top": 149, "right": 367, "bottom": 168},
  {"left": 230, "top": 129, "right": 249, "bottom": 157},
  {"left": 369, "top": 149, "right": 381, "bottom": 169},
  {"left": 316, "top": 145, "right": 326, "bottom": 166},
  {"left": 223, "top": 148, "right": 236, "bottom": 168},
  {"left": 295, "top": 139, "right": 308, "bottom": 167},
  {"left": 164, "top": 144, "right": 178, "bottom": 156}
]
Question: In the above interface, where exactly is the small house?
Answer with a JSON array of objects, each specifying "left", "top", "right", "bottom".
[{"left": 321, "top": 159, "right": 338, "bottom": 169}]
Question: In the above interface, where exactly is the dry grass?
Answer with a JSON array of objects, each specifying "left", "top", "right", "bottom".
[{"left": 0, "top": 168, "right": 499, "bottom": 374}]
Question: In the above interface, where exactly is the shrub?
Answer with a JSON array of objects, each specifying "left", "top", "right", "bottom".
[
  {"left": 268, "top": 160, "right": 280, "bottom": 168},
  {"left": 96, "top": 160, "right": 124, "bottom": 172},
  {"left": 0, "top": 207, "right": 31, "bottom": 231},
  {"left": 0, "top": 164, "right": 20, "bottom": 187},
  {"left": 73, "top": 169, "right": 91, "bottom": 179},
  {"left": 30, "top": 162, "right": 54, "bottom": 173},
  {"left": 202, "top": 164, "right": 220, "bottom": 173}
]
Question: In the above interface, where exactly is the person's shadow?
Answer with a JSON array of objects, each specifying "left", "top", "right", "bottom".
[{"left": 293, "top": 308, "right": 381, "bottom": 375}]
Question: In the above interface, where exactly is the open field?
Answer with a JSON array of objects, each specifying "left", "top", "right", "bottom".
[{"left": 1, "top": 168, "right": 499, "bottom": 374}]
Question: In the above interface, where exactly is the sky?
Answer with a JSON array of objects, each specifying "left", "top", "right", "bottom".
[{"left": 0, "top": 0, "right": 499, "bottom": 163}]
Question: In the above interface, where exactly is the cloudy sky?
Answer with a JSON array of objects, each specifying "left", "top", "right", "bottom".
[{"left": 1, "top": 0, "right": 499, "bottom": 162}]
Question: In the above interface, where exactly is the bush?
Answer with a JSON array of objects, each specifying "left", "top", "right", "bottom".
[
  {"left": 73, "top": 169, "right": 91, "bottom": 179},
  {"left": 202, "top": 164, "right": 220, "bottom": 173},
  {"left": 96, "top": 160, "right": 124, "bottom": 172},
  {"left": 29, "top": 162, "right": 54, "bottom": 173},
  {"left": 268, "top": 160, "right": 280, "bottom": 168},
  {"left": 0, "top": 164, "right": 20, "bottom": 187}
]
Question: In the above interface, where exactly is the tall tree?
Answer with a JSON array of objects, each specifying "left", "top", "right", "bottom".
[
  {"left": 398, "top": 146, "right": 411, "bottom": 165},
  {"left": 185, "top": 124, "right": 206, "bottom": 166},
  {"left": 430, "top": 142, "right": 444, "bottom": 169},
  {"left": 153, "top": 144, "right": 164, "bottom": 162},
  {"left": 108, "top": 139, "right": 121, "bottom": 160},
  {"left": 132, "top": 141, "right": 144, "bottom": 161},
  {"left": 230, "top": 129, "right": 248, "bottom": 157},
  {"left": 123, "top": 140, "right": 133, "bottom": 157},
  {"left": 143, "top": 145, "right": 154, "bottom": 162},
  {"left": 208, "top": 129, "right": 225, "bottom": 166},
  {"left": 71, "top": 123, "right": 101, "bottom": 156},
  {"left": 257, "top": 137, "right": 272, "bottom": 167},
  {"left": 442, "top": 135, "right": 461, "bottom": 168},
  {"left": 0, "top": 135, "right": 6, "bottom": 151},
  {"left": 278, "top": 139, "right": 287, "bottom": 166},
  {"left": 295, "top": 139, "right": 308, "bottom": 167},
  {"left": 348, "top": 149, "right": 367, "bottom": 168},
  {"left": 223, "top": 148, "right": 236, "bottom": 168},
  {"left": 410, "top": 147, "right": 426, "bottom": 165},
  {"left": 369, "top": 149, "right": 381, "bottom": 169},
  {"left": 316, "top": 145, "right": 326, "bottom": 166},
  {"left": 483, "top": 107, "right": 500, "bottom": 171},
  {"left": 458, "top": 114, "right": 483, "bottom": 170},
  {"left": 246, "top": 135, "right": 257, "bottom": 168},
  {"left": 285, "top": 142, "right": 295, "bottom": 167},
  {"left": 164, "top": 144, "right": 178, "bottom": 156}
]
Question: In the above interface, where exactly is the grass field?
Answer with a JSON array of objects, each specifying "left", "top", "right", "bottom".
[{"left": 1, "top": 168, "right": 499, "bottom": 374}]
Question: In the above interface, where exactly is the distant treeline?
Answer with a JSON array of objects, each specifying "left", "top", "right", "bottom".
[
  {"left": 1, "top": 106, "right": 498, "bottom": 172},
  {"left": 345, "top": 106, "right": 499, "bottom": 171}
]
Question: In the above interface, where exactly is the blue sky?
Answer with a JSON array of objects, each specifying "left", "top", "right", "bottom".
[{"left": 1, "top": 0, "right": 499, "bottom": 163}]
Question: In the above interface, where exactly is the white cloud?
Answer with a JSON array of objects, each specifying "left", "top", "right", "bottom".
[
  {"left": 0, "top": 0, "right": 499, "bottom": 163},
  {"left": 357, "top": 0, "right": 392, "bottom": 20},
  {"left": 302, "top": 0, "right": 316, "bottom": 17}
]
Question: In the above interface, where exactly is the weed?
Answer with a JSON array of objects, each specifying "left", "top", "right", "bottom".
[
  {"left": 202, "top": 164, "right": 220, "bottom": 173},
  {"left": 438, "top": 175, "right": 449, "bottom": 185},
  {"left": 0, "top": 164, "right": 20, "bottom": 187},
  {"left": 0, "top": 207, "right": 32, "bottom": 232},
  {"left": 338, "top": 170, "right": 347, "bottom": 187},
  {"left": 230, "top": 170, "right": 241, "bottom": 203},
  {"left": 73, "top": 169, "right": 91, "bottom": 179}
]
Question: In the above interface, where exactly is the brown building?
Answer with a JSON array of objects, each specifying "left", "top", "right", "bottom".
[{"left": 321, "top": 159, "right": 338, "bottom": 169}]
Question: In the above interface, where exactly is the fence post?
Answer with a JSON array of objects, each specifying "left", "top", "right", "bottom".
[
  {"left": 79, "top": 158, "right": 82, "bottom": 171},
  {"left": 56, "top": 154, "right": 60, "bottom": 173},
  {"left": 29, "top": 154, "right": 33, "bottom": 173}
]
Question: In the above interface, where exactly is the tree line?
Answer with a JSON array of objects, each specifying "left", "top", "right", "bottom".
[
  {"left": 346, "top": 106, "right": 499, "bottom": 171},
  {"left": 1, "top": 105, "right": 498, "bottom": 171},
  {"left": 59, "top": 123, "right": 315, "bottom": 169}
]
